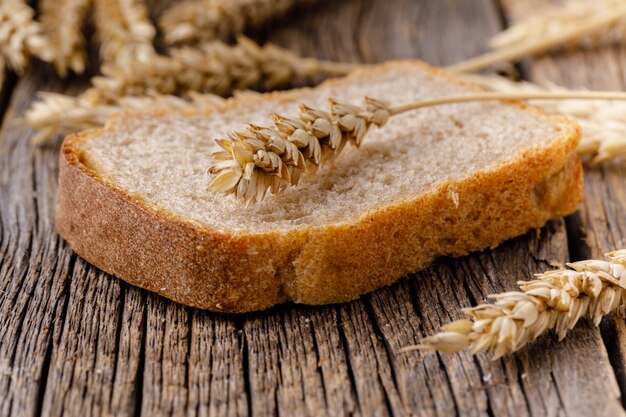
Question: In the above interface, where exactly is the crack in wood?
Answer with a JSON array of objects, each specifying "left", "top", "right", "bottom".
[
  {"left": 600, "top": 317, "right": 626, "bottom": 410},
  {"left": 335, "top": 306, "right": 362, "bottom": 416},
  {"left": 109, "top": 284, "right": 126, "bottom": 409},
  {"left": 239, "top": 320, "right": 253, "bottom": 417},
  {"left": 471, "top": 355, "right": 496, "bottom": 417},
  {"left": 512, "top": 355, "right": 534, "bottom": 417},
  {"left": 306, "top": 314, "right": 329, "bottom": 411},
  {"left": 435, "top": 353, "right": 461, "bottom": 417},
  {"left": 363, "top": 298, "right": 400, "bottom": 417},
  {"left": 133, "top": 295, "right": 147, "bottom": 417}
]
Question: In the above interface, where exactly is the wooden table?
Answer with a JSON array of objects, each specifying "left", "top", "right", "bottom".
[{"left": 2, "top": 0, "right": 626, "bottom": 416}]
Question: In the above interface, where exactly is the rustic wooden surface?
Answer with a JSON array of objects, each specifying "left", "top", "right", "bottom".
[{"left": 1, "top": 0, "right": 626, "bottom": 416}]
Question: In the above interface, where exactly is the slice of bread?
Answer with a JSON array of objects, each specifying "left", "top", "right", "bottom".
[{"left": 57, "top": 61, "right": 583, "bottom": 313}]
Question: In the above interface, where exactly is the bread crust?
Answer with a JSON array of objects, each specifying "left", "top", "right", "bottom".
[{"left": 56, "top": 61, "right": 584, "bottom": 313}]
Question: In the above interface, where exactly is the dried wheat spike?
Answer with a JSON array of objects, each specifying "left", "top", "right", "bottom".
[
  {"left": 0, "top": 0, "right": 53, "bottom": 74},
  {"left": 91, "top": 36, "right": 361, "bottom": 97},
  {"left": 209, "top": 90, "right": 626, "bottom": 204},
  {"left": 408, "top": 250, "right": 626, "bottom": 359},
  {"left": 24, "top": 89, "right": 225, "bottom": 144},
  {"left": 24, "top": 36, "right": 357, "bottom": 143},
  {"left": 448, "top": 0, "right": 626, "bottom": 73},
  {"left": 464, "top": 74, "right": 626, "bottom": 164},
  {"left": 208, "top": 97, "right": 390, "bottom": 204},
  {"left": 491, "top": 0, "right": 626, "bottom": 53},
  {"left": 39, "top": 0, "right": 92, "bottom": 77},
  {"left": 159, "top": 0, "right": 306, "bottom": 45},
  {"left": 94, "top": 0, "right": 156, "bottom": 69}
]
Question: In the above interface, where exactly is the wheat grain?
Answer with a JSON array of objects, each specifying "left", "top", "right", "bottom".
[
  {"left": 23, "top": 89, "right": 225, "bottom": 144},
  {"left": 209, "top": 90, "right": 626, "bottom": 204},
  {"left": 464, "top": 74, "right": 626, "bottom": 164},
  {"left": 94, "top": 0, "right": 156, "bottom": 69},
  {"left": 91, "top": 35, "right": 361, "bottom": 97},
  {"left": 448, "top": 0, "right": 626, "bottom": 73},
  {"left": 404, "top": 250, "right": 626, "bottom": 359},
  {"left": 39, "top": 0, "right": 92, "bottom": 77},
  {"left": 159, "top": 0, "right": 305, "bottom": 46},
  {"left": 0, "top": 0, "right": 53, "bottom": 74}
]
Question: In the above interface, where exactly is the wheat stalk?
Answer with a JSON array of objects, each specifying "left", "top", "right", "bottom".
[
  {"left": 23, "top": 89, "right": 225, "bottom": 144},
  {"left": 39, "top": 0, "right": 92, "bottom": 77},
  {"left": 448, "top": 0, "right": 626, "bottom": 73},
  {"left": 94, "top": 0, "right": 156, "bottom": 69},
  {"left": 464, "top": 74, "right": 626, "bottom": 164},
  {"left": 91, "top": 35, "right": 362, "bottom": 97},
  {"left": 404, "top": 250, "right": 626, "bottom": 359},
  {"left": 0, "top": 0, "right": 53, "bottom": 74},
  {"left": 159, "top": 0, "right": 306, "bottom": 46},
  {"left": 208, "top": 90, "right": 626, "bottom": 204}
]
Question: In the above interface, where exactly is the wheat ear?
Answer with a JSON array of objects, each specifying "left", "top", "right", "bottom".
[
  {"left": 23, "top": 89, "right": 225, "bottom": 144},
  {"left": 463, "top": 74, "right": 626, "bottom": 164},
  {"left": 91, "top": 35, "right": 362, "bottom": 97},
  {"left": 24, "top": 36, "right": 358, "bottom": 143},
  {"left": 490, "top": 0, "right": 626, "bottom": 53},
  {"left": 94, "top": 0, "right": 156, "bottom": 69},
  {"left": 447, "top": 0, "right": 626, "bottom": 73},
  {"left": 404, "top": 250, "right": 626, "bottom": 359},
  {"left": 160, "top": 0, "right": 307, "bottom": 46},
  {"left": 209, "top": 91, "right": 626, "bottom": 204},
  {"left": 0, "top": 0, "right": 53, "bottom": 74},
  {"left": 38, "top": 0, "right": 92, "bottom": 77}
]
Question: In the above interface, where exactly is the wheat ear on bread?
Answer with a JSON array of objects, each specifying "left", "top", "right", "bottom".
[{"left": 56, "top": 61, "right": 583, "bottom": 312}]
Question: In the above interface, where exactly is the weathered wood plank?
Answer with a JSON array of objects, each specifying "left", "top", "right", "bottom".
[
  {"left": 0, "top": 63, "right": 76, "bottom": 417},
  {"left": 41, "top": 268, "right": 124, "bottom": 416},
  {"left": 244, "top": 308, "right": 334, "bottom": 416},
  {"left": 141, "top": 297, "right": 190, "bottom": 415},
  {"left": 190, "top": 314, "right": 248, "bottom": 417},
  {"left": 0, "top": 60, "right": 148, "bottom": 417},
  {"left": 356, "top": 0, "right": 502, "bottom": 66},
  {"left": 497, "top": 1, "right": 626, "bottom": 416},
  {"left": 108, "top": 288, "right": 145, "bottom": 415}
]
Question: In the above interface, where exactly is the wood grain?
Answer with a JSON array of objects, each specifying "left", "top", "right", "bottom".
[
  {"left": 0, "top": 1, "right": 625, "bottom": 416},
  {"left": 498, "top": 1, "right": 626, "bottom": 414}
]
